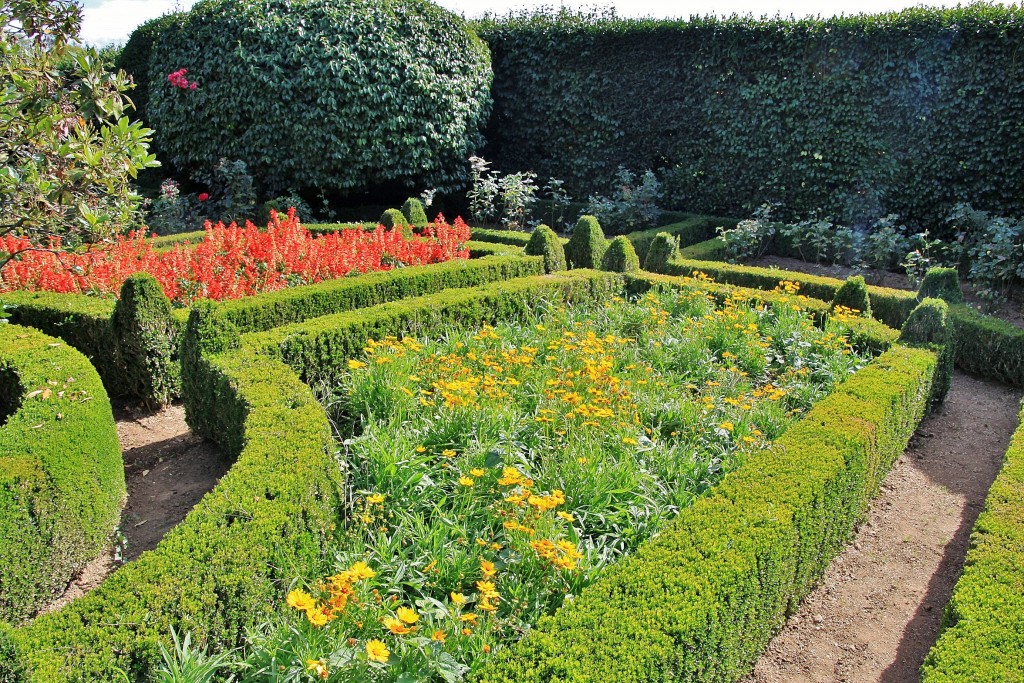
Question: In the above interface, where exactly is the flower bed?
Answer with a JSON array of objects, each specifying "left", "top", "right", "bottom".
[
  {"left": 220, "top": 282, "right": 872, "bottom": 680},
  {"left": 0, "top": 210, "right": 471, "bottom": 305}
]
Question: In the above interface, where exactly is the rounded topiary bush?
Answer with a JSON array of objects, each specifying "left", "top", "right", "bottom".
[
  {"left": 830, "top": 275, "right": 871, "bottom": 316},
  {"left": 565, "top": 215, "right": 607, "bottom": 269},
  {"left": 380, "top": 208, "right": 408, "bottom": 230},
  {"left": 402, "top": 198, "right": 429, "bottom": 227},
  {"left": 143, "top": 0, "right": 492, "bottom": 196},
  {"left": 525, "top": 224, "right": 567, "bottom": 273},
  {"left": 899, "top": 297, "right": 953, "bottom": 408},
  {"left": 112, "top": 273, "right": 179, "bottom": 408},
  {"left": 643, "top": 232, "right": 679, "bottom": 273},
  {"left": 918, "top": 267, "right": 964, "bottom": 304},
  {"left": 601, "top": 235, "right": 641, "bottom": 273}
]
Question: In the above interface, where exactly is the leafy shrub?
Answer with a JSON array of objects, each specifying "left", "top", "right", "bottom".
[
  {"left": 585, "top": 167, "right": 660, "bottom": 235},
  {"left": 525, "top": 224, "right": 567, "bottom": 273},
  {"left": 861, "top": 214, "right": 911, "bottom": 271},
  {"left": 401, "top": 198, "right": 428, "bottom": 227},
  {"left": 257, "top": 193, "right": 314, "bottom": 225},
  {"left": 918, "top": 267, "right": 964, "bottom": 304},
  {"left": 642, "top": 232, "right": 679, "bottom": 273},
  {"left": 142, "top": 0, "right": 491, "bottom": 196},
  {"left": 780, "top": 218, "right": 857, "bottom": 265},
  {"left": 717, "top": 205, "right": 776, "bottom": 263},
  {"left": 380, "top": 208, "right": 408, "bottom": 231},
  {"left": 966, "top": 213, "right": 1024, "bottom": 305},
  {"left": 601, "top": 235, "right": 641, "bottom": 273},
  {"left": 565, "top": 215, "right": 607, "bottom": 269},
  {"left": 147, "top": 179, "right": 206, "bottom": 235},
  {"left": 899, "top": 298, "right": 953, "bottom": 407},
  {"left": 830, "top": 276, "right": 872, "bottom": 316},
  {"left": 111, "top": 274, "right": 179, "bottom": 407}
]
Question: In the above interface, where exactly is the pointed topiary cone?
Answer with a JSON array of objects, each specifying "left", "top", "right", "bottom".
[
  {"left": 601, "top": 235, "right": 641, "bottom": 273},
  {"left": 525, "top": 224, "right": 567, "bottom": 273},
  {"left": 565, "top": 215, "right": 607, "bottom": 269}
]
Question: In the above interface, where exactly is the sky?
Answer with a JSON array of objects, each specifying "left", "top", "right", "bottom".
[{"left": 79, "top": 0, "right": 1015, "bottom": 46}]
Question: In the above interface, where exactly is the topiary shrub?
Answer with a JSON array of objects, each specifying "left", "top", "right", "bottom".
[
  {"left": 643, "top": 232, "right": 679, "bottom": 273},
  {"left": 402, "top": 197, "right": 429, "bottom": 227},
  {"left": 900, "top": 297, "right": 953, "bottom": 408},
  {"left": 380, "top": 208, "right": 408, "bottom": 230},
  {"left": 830, "top": 275, "right": 872, "bottom": 317},
  {"left": 601, "top": 235, "right": 641, "bottom": 273},
  {"left": 525, "top": 224, "right": 567, "bottom": 273},
  {"left": 565, "top": 214, "right": 607, "bottom": 269},
  {"left": 918, "top": 267, "right": 964, "bottom": 304},
  {"left": 143, "top": 0, "right": 492, "bottom": 196},
  {"left": 112, "top": 273, "right": 179, "bottom": 408}
]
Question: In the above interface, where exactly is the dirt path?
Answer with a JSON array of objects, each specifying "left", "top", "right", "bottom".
[
  {"left": 41, "top": 404, "right": 228, "bottom": 614},
  {"left": 744, "top": 371, "right": 1021, "bottom": 683}
]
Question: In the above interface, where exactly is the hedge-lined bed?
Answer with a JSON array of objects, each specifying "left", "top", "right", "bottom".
[
  {"left": 921, "top": 401, "right": 1024, "bottom": 682},
  {"left": 477, "top": 342, "right": 936, "bottom": 682},
  {"left": 0, "top": 325, "right": 123, "bottom": 624}
]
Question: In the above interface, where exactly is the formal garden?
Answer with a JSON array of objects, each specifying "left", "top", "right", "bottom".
[{"left": 1, "top": 0, "right": 1023, "bottom": 681}]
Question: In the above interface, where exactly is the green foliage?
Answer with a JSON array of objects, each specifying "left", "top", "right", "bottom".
[
  {"left": 899, "top": 298, "right": 953, "bottom": 407},
  {"left": 477, "top": 344, "right": 935, "bottom": 682},
  {"left": 115, "top": 12, "right": 183, "bottom": 123},
  {"left": 641, "top": 232, "right": 678, "bottom": 273},
  {"left": 626, "top": 215, "right": 736, "bottom": 263},
  {"left": 778, "top": 218, "right": 858, "bottom": 265},
  {"left": 921, "top": 401, "right": 1024, "bottom": 682},
  {"left": 948, "top": 304, "right": 1024, "bottom": 388},
  {"left": 830, "top": 276, "right": 872, "bottom": 317},
  {"left": 142, "top": 0, "right": 491, "bottom": 197},
  {"left": 256, "top": 192, "right": 315, "bottom": 225},
  {"left": 146, "top": 179, "right": 206, "bottom": 236},
  {"left": 469, "top": 227, "right": 534, "bottom": 247},
  {"left": 680, "top": 236, "right": 728, "bottom": 261},
  {"left": 0, "top": 325, "right": 123, "bottom": 624},
  {"left": 401, "top": 197, "right": 429, "bottom": 227},
  {"left": 525, "top": 224, "right": 567, "bottom": 273},
  {"left": 112, "top": 274, "right": 179, "bottom": 407},
  {"left": 380, "top": 208, "right": 408, "bottom": 231},
  {"left": 0, "top": 0, "right": 158, "bottom": 254},
  {"left": 918, "top": 267, "right": 964, "bottom": 304},
  {"left": 476, "top": 6, "right": 1024, "bottom": 226},
  {"left": 717, "top": 205, "right": 776, "bottom": 263},
  {"left": 601, "top": 235, "right": 640, "bottom": 273},
  {"left": 564, "top": 215, "right": 607, "bottom": 269},
  {"left": 584, "top": 167, "right": 660, "bottom": 235}
]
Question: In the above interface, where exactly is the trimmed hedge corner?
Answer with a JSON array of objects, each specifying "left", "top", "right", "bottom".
[
  {"left": 112, "top": 274, "right": 179, "bottom": 408},
  {"left": 831, "top": 275, "right": 872, "bottom": 317},
  {"left": 919, "top": 267, "right": 964, "bottom": 305},
  {"left": 601, "top": 235, "right": 640, "bottom": 273},
  {"left": 921, "top": 400, "right": 1024, "bottom": 682},
  {"left": 476, "top": 344, "right": 936, "bottom": 682},
  {"left": 0, "top": 325, "right": 123, "bottom": 624},
  {"left": 900, "top": 298, "right": 954, "bottom": 408}
]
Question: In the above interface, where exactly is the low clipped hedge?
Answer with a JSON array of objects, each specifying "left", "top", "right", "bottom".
[
  {"left": 477, "top": 343, "right": 936, "bottom": 682},
  {"left": 921, "top": 401, "right": 1024, "bottom": 682},
  {"left": 948, "top": 304, "right": 1024, "bottom": 388},
  {"left": 0, "top": 325, "right": 123, "bottom": 625},
  {"left": 626, "top": 215, "right": 738, "bottom": 263}
]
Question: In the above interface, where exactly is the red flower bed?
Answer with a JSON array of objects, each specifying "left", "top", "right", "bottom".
[{"left": 0, "top": 210, "right": 471, "bottom": 305}]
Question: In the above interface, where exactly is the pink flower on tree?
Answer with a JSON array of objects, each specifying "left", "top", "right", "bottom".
[{"left": 168, "top": 68, "right": 197, "bottom": 90}]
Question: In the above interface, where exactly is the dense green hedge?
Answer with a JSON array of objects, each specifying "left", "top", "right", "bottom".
[
  {"left": 242, "top": 270, "right": 622, "bottom": 383},
  {"left": 478, "top": 6, "right": 1024, "bottom": 227},
  {"left": 627, "top": 215, "right": 737, "bottom": 263},
  {"left": 477, "top": 343, "right": 935, "bottom": 681},
  {"left": 0, "top": 325, "right": 123, "bottom": 624},
  {"left": 948, "top": 304, "right": 1024, "bottom": 388},
  {"left": 142, "top": 0, "right": 492, "bottom": 196},
  {"left": 921, "top": 401, "right": 1024, "bottom": 682},
  {"left": 2, "top": 338, "right": 344, "bottom": 681}
]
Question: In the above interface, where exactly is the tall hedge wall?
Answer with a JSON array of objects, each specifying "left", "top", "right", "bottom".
[{"left": 477, "top": 6, "right": 1024, "bottom": 227}]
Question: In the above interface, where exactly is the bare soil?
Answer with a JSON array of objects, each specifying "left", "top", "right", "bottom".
[
  {"left": 744, "top": 371, "right": 1021, "bottom": 683},
  {"left": 39, "top": 403, "right": 227, "bottom": 616}
]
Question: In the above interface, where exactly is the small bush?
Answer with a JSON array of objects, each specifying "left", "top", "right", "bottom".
[
  {"left": 899, "top": 298, "right": 953, "bottom": 408},
  {"left": 565, "top": 215, "right": 607, "bottom": 269},
  {"left": 257, "top": 193, "right": 314, "bottom": 225},
  {"left": 112, "top": 274, "right": 179, "bottom": 408},
  {"left": 601, "top": 236, "right": 641, "bottom": 273},
  {"left": 830, "top": 275, "right": 872, "bottom": 317},
  {"left": 717, "top": 205, "right": 776, "bottom": 263},
  {"left": 380, "top": 208, "right": 408, "bottom": 230},
  {"left": 918, "top": 267, "right": 964, "bottom": 304},
  {"left": 585, "top": 167, "right": 660, "bottom": 235},
  {"left": 642, "top": 232, "right": 679, "bottom": 273},
  {"left": 525, "top": 224, "right": 567, "bottom": 273},
  {"left": 401, "top": 198, "right": 428, "bottom": 227}
]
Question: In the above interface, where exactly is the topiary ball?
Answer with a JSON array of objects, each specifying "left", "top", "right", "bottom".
[
  {"left": 565, "top": 215, "right": 607, "bottom": 269},
  {"left": 899, "top": 297, "right": 953, "bottom": 408},
  {"left": 830, "top": 275, "right": 871, "bottom": 317},
  {"left": 143, "top": 0, "right": 492, "bottom": 196},
  {"left": 525, "top": 224, "right": 567, "bottom": 273},
  {"left": 918, "top": 267, "right": 964, "bottom": 304},
  {"left": 402, "top": 198, "right": 429, "bottom": 227},
  {"left": 643, "top": 232, "right": 679, "bottom": 273},
  {"left": 601, "top": 236, "right": 641, "bottom": 273}
]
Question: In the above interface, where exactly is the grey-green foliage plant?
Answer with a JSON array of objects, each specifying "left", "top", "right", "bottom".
[
  {"left": 402, "top": 197, "right": 428, "bottom": 227},
  {"left": 147, "top": 179, "right": 205, "bottom": 235},
  {"left": 205, "top": 158, "right": 257, "bottom": 224},
  {"left": 543, "top": 177, "right": 573, "bottom": 230},
  {"left": 601, "top": 235, "right": 641, "bottom": 273},
  {"left": 718, "top": 204, "right": 776, "bottom": 263},
  {"left": 643, "top": 232, "right": 679, "bottom": 273},
  {"left": 902, "top": 228, "right": 962, "bottom": 289},
  {"left": 780, "top": 218, "right": 857, "bottom": 265},
  {"left": 525, "top": 224, "right": 566, "bottom": 272},
  {"left": 154, "top": 628, "right": 232, "bottom": 683},
  {"left": 565, "top": 215, "right": 607, "bottom": 269},
  {"left": 144, "top": 0, "right": 492, "bottom": 197},
  {"left": 467, "top": 155, "right": 500, "bottom": 225},
  {"left": 585, "top": 167, "right": 660, "bottom": 235},
  {"left": 956, "top": 202, "right": 1024, "bottom": 305},
  {"left": 498, "top": 170, "right": 538, "bottom": 230}
]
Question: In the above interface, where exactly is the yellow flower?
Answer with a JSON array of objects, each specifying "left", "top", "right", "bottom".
[
  {"left": 450, "top": 592, "right": 467, "bottom": 605},
  {"left": 460, "top": 612, "right": 479, "bottom": 625},
  {"left": 383, "top": 616, "right": 413, "bottom": 635},
  {"left": 306, "top": 659, "right": 329, "bottom": 680},
  {"left": 621, "top": 436, "right": 638, "bottom": 446},
  {"left": 458, "top": 476, "right": 475, "bottom": 487},
  {"left": 366, "top": 493, "right": 385, "bottom": 504},
  {"left": 557, "top": 511, "right": 575, "bottom": 522},
  {"left": 286, "top": 589, "right": 316, "bottom": 612},
  {"left": 306, "top": 608, "right": 330, "bottom": 627},
  {"left": 349, "top": 561, "right": 376, "bottom": 580},
  {"left": 470, "top": 468, "right": 485, "bottom": 477},
  {"left": 415, "top": 445, "right": 427, "bottom": 453},
  {"left": 366, "top": 639, "right": 390, "bottom": 663},
  {"left": 347, "top": 359, "right": 367, "bottom": 370},
  {"left": 432, "top": 630, "right": 447, "bottom": 642},
  {"left": 719, "top": 421, "right": 734, "bottom": 432},
  {"left": 480, "top": 559, "right": 497, "bottom": 579},
  {"left": 396, "top": 606, "right": 419, "bottom": 624},
  {"left": 442, "top": 448, "right": 457, "bottom": 458}
]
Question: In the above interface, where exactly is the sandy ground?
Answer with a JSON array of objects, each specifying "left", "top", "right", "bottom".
[{"left": 744, "top": 372, "right": 1021, "bottom": 683}]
